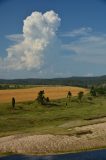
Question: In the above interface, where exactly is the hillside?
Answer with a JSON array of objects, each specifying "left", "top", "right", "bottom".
[{"left": 0, "top": 75, "right": 106, "bottom": 88}]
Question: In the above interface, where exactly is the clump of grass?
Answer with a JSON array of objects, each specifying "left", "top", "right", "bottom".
[{"left": 75, "top": 130, "right": 93, "bottom": 137}]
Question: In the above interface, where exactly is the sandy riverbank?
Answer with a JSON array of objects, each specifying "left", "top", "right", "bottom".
[{"left": 0, "top": 121, "right": 106, "bottom": 155}]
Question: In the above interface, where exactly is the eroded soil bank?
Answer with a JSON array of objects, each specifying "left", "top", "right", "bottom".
[{"left": 0, "top": 121, "right": 106, "bottom": 154}]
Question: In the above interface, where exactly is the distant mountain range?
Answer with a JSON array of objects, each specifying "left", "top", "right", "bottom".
[{"left": 0, "top": 75, "right": 106, "bottom": 88}]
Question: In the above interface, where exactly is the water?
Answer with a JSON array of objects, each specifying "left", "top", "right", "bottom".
[{"left": 0, "top": 149, "right": 106, "bottom": 160}]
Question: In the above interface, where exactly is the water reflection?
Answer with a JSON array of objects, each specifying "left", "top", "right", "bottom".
[{"left": 0, "top": 149, "right": 106, "bottom": 160}]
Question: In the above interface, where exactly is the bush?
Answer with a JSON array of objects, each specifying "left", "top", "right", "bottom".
[
  {"left": 90, "top": 86, "right": 96, "bottom": 97},
  {"left": 36, "top": 90, "right": 50, "bottom": 105},
  {"left": 78, "top": 91, "right": 84, "bottom": 102},
  {"left": 96, "top": 87, "right": 106, "bottom": 96},
  {"left": 36, "top": 90, "right": 45, "bottom": 105}
]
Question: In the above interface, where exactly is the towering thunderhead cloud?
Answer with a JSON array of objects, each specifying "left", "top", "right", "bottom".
[{"left": 2, "top": 11, "right": 61, "bottom": 70}]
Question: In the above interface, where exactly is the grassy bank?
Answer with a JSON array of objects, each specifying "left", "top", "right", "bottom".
[{"left": 0, "top": 95, "right": 106, "bottom": 137}]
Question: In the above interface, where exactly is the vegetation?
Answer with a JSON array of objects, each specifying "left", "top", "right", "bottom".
[
  {"left": 78, "top": 91, "right": 84, "bottom": 102},
  {"left": 0, "top": 84, "right": 105, "bottom": 137},
  {"left": 0, "top": 83, "right": 106, "bottom": 154},
  {"left": 12, "top": 97, "right": 15, "bottom": 109},
  {"left": 0, "top": 75, "right": 106, "bottom": 88},
  {"left": 0, "top": 94, "right": 106, "bottom": 137},
  {"left": 90, "top": 86, "right": 97, "bottom": 97},
  {"left": 90, "top": 86, "right": 106, "bottom": 96},
  {"left": 67, "top": 91, "right": 72, "bottom": 99},
  {"left": 95, "top": 86, "right": 106, "bottom": 96},
  {"left": 36, "top": 90, "right": 50, "bottom": 105},
  {"left": 0, "top": 84, "right": 36, "bottom": 90}
]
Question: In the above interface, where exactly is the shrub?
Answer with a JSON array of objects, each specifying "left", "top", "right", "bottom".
[{"left": 78, "top": 91, "right": 84, "bottom": 102}]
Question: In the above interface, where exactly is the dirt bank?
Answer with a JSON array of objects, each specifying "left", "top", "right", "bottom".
[{"left": 0, "top": 122, "right": 106, "bottom": 155}]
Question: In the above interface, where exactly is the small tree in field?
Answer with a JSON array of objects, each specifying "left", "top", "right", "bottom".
[
  {"left": 67, "top": 91, "right": 72, "bottom": 102},
  {"left": 78, "top": 91, "right": 84, "bottom": 102},
  {"left": 12, "top": 97, "right": 15, "bottom": 109},
  {"left": 36, "top": 90, "right": 45, "bottom": 105},
  {"left": 36, "top": 90, "right": 50, "bottom": 105},
  {"left": 90, "top": 86, "right": 96, "bottom": 97}
]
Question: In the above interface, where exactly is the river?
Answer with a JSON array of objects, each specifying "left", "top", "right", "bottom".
[{"left": 0, "top": 149, "right": 106, "bottom": 160}]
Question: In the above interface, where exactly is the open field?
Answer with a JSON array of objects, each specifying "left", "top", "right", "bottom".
[
  {"left": 0, "top": 91, "right": 106, "bottom": 154},
  {"left": 0, "top": 96, "right": 106, "bottom": 136},
  {"left": 0, "top": 86, "right": 88, "bottom": 103}
]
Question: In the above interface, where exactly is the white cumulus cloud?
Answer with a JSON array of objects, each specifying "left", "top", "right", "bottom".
[
  {"left": 62, "top": 27, "right": 92, "bottom": 37},
  {"left": 2, "top": 10, "right": 61, "bottom": 70}
]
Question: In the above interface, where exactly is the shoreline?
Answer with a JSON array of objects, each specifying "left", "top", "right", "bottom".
[
  {"left": 0, "top": 121, "right": 106, "bottom": 155},
  {"left": 0, "top": 146, "right": 106, "bottom": 157}
]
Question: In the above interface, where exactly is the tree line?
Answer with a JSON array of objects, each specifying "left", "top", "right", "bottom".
[
  {"left": 0, "top": 75, "right": 106, "bottom": 88},
  {"left": 11, "top": 86, "right": 106, "bottom": 109}
]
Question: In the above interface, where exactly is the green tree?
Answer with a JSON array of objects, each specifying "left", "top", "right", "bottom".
[
  {"left": 78, "top": 91, "right": 84, "bottom": 102},
  {"left": 90, "top": 86, "right": 96, "bottom": 97},
  {"left": 36, "top": 90, "right": 45, "bottom": 105},
  {"left": 36, "top": 90, "right": 50, "bottom": 105}
]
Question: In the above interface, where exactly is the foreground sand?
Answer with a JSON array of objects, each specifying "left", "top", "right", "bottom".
[{"left": 0, "top": 121, "right": 106, "bottom": 155}]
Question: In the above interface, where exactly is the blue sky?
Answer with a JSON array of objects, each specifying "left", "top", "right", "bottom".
[{"left": 0, "top": 0, "right": 106, "bottom": 78}]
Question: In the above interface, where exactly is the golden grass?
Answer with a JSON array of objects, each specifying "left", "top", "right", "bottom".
[{"left": 0, "top": 86, "right": 88, "bottom": 103}]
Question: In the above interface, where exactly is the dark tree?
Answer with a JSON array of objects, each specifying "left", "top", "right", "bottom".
[
  {"left": 12, "top": 97, "right": 15, "bottom": 109},
  {"left": 67, "top": 91, "right": 72, "bottom": 101},
  {"left": 36, "top": 90, "right": 45, "bottom": 105}
]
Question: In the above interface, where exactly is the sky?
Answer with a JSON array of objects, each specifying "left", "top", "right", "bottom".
[{"left": 0, "top": 0, "right": 106, "bottom": 79}]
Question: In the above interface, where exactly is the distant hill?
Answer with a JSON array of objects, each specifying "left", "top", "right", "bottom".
[{"left": 0, "top": 75, "right": 106, "bottom": 88}]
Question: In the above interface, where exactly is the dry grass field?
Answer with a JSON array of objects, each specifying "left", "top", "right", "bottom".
[{"left": 0, "top": 86, "right": 88, "bottom": 103}]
